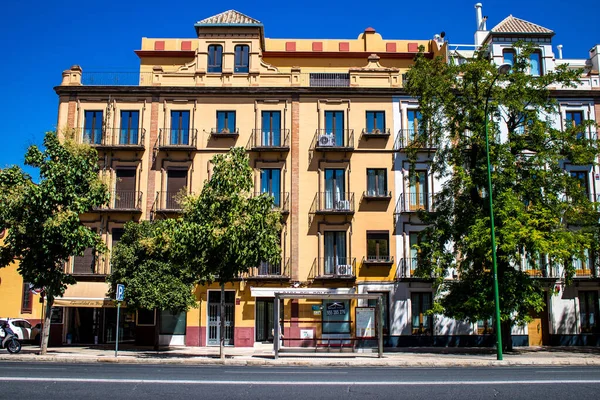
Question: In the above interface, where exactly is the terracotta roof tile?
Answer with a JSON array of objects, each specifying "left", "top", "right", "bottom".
[
  {"left": 491, "top": 15, "right": 553, "bottom": 34},
  {"left": 196, "top": 10, "right": 261, "bottom": 25}
]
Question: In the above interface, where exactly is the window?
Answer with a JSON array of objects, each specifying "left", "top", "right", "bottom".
[
  {"left": 160, "top": 310, "right": 186, "bottom": 335},
  {"left": 573, "top": 249, "right": 591, "bottom": 275},
  {"left": 367, "top": 292, "right": 389, "bottom": 335},
  {"left": 216, "top": 111, "right": 236, "bottom": 134},
  {"left": 324, "top": 111, "right": 345, "bottom": 146},
  {"left": 502, "top": 49, "right": 516, "bottom": 67},
  {"left": 407, "top": 110, "right": 423, "bottom": 141},
  {"left": 366, "top": 111, "right": 385, "bottom": 134},
  {"left": 261, "top": 111, "right": 281, "bottom": 146},
  {"left": 83, "top": 110, "right": 103, "bottom": 145},
  {"left": 408, "top": 232, "right": 421, "bottom": 274},
  {"left": 21, "top": 282, "right": 33, "bottom": 313},
  {"left": 322, "top": 300, "right": 350, "bottom": 334},
  {"left": 367, "top": 169, "right": 387, "bottom": 197},
  {"left": 170, "top": 111, "right": 190, "bottom": 145},
  {"left": 324, "top": 168, "right": 346, "bottom": 210},
  {"left": 234, "top": 45, "right": 250, "bottom": 73},
  {"left": 137, "top": 309, "right": 156, "bottom": 326},
  {"left": 367, "top": 231, "right": 390, "bottom": 262},
  {"left": 119, "top": 111, "right": 139, "bottom": 145},
  {"left": 579, "top": 291, "right": 599, "bottom": 333},
  {"left": 570, "top": 171, "right": 589, "bottom": 198},
  {"left": 529, "top": 51, "right": 542, "bottom": 76},
  {"left": 411, "top": 292, "right": 432, "bottom": 335},
  {"left": 566, "top": 111, "right": 584, "bottom": 139},
  {"left": 408, "top": 171, "right": 428, "bottom": 210},
  {"left": 324, "top": 231, "right": 347, "bottom": 275},
  {"left": 115, "top": 169, "right": 136, "bottom": 209},
  {"left": 207, "top": 45, "right": 223, "bottom": 73},
  {"left": 73, "top": 229, "right": 96, "bottom": 274},
  {"left": 166, "top": 169, "right": 188, "bottom": 209},
  {"left": 260, "top": 168, "right": 281, "bottom": 207}
]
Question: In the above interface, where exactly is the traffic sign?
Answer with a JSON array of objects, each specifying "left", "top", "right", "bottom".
[{"left": 116, "top": 284, "right": 125, "bottom": 301}]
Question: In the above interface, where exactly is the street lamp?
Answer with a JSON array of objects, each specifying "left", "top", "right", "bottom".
[{"left": 484, "top": 63, "right": 511, "bottom": 361}]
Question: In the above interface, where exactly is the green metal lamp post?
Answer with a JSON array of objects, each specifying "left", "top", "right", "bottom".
[{"left": 484, "top": 63, "right": 511, "bottom": 361}]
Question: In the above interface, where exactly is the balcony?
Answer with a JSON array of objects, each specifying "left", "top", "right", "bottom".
[
  {"left": 310, "top": 192, "right": 355, "bottom": 215},
  {"left": 210, "top": 127, "right": 239, "bottom": 139},
  {"left": 244, "top": 258, "right": 290, "bottom": 279},
  {"left": 94, "top": 190, "right": 143, "bottom": 212},
  {"left": 312, "top": 129, "right": 354, "bottom": 151},
  {"left": 360, "top": 128, "right": 391, "bottom": 140},
  {"left": 394, "top": 129, "right": 436, "bottom": 151},
  {"left": 247, "top": 129, "right": 290, "bottom": 152},
  {"left": 362, "top": 190, "right": 392, "bottom": 202},
  {"left": 253, "top": 192, "right": 290, "bottom": 214},
  {"left": 395, "top": 258, "right": 433, "bottom": 280},
  {"left": 309, "top": 73, "right": 350, "bottom": 87},
  {"left": 573, "top": 258, "right": 599, "bottom": 278},
  {"left": 362, "top": 255, "right": 394, "bottom": 266},
  {"left": 395, "top": 192, "right": 437, "bottom": 214},
  {"left": 157, "top": 129, "right": 197, "bottom": 150},
  {"left": 310, "top": 257, "right": 356, "bottom": 280},
  {"left": 80, "top": 128, "right": 146, "bottom": 150},
  {"left": 154, "top": 191, "right": 186, "bottom": 212}
]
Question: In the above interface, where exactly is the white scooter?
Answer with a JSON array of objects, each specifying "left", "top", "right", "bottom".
[{"left": 0, "top": 324, "right": 22, "bottom": 354}]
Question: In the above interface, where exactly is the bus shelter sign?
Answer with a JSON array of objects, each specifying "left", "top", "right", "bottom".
[{"left": 356, "top": 307, "right": 376, "bottom": 338}]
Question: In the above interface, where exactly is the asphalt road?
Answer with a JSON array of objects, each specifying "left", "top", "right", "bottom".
[{"left": 0, "top": 363, "right": 598, "bottom": 399}]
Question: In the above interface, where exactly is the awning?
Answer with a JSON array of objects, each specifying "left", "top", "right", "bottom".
[{"left": 54, "top": 282, "right": 115, "bottom": 308}]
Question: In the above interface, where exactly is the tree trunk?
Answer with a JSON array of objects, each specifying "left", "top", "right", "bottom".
[
  {"left": 40, "top": 294, "right": 54, "bottom": 355},
  {"left": 220, "top": 283, "right": 225, "bottom": 360},
  {"left": 501, "top": 319, "right": 513, "bottom": 352},
  {"left": 154, "top": 308, "right": 160, "bottom": 351}
]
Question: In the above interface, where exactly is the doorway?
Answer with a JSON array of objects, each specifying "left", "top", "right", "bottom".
[
  {"left": 207, "top": 291, "right": 235, "bottom": 346},
  {"left": 255, "top": 298, "right": 274, "bottom": 342}
]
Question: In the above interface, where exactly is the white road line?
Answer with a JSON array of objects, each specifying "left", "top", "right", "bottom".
[
  {"left": 0, "top": 377, "right": 599, "bottom": 385},
  {"left": 223, "top": 371, "right": 348, "bottom": 374}
]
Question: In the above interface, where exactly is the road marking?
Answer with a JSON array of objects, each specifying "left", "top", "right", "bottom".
[
  {"left": 1, "top": 377, "right": 599, "bottom": 386},
  {"left": 223, "top": 370, "right": 348, "bottom": 374}
]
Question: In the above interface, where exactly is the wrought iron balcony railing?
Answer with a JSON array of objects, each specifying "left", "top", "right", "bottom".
[
  {"left": 310, "top": 192, "right": 355, "bottom": 214},
  {"left": 157, "top": 128, "right": 197, "bottom": 149},
  {"left": 312, "top": 129, "right": 354, "bottom": 150},
  {"left": 396, "top": 258, "right": 432, "bottom": 279},
  {"left": 247, "top": 129, "right": 290, "bottom": 151},
  {"left": 394, "top": 129, "right": 436, "bottom": 150},
  {"left": 361, "top": 127, "right": 391, "bottom": 139},
  {"left": 309, "top": 257, "right": 356, "bottom": 279},
  {"left": 395, "top": 192, "right": 437, "bottom": 214},
  {"left": 155, "top": 191, "right": 187, "bottom": 211},
  {"left": 209, "top": 127, "right": 239, "bottom": 137},
  {"left": 362, "top": 255, "right": 394, "bottom": 265},
  {"left": 94, "top": 190, "right": 143, "bottom": 211},
  {"left": 244, "top": 258, "right": 290, "bottom": 278},
  {"left": 253, "top": 192, "right": 290, "bottom": 213},
  {"left": 362, "top": 190, "right": 392, "bottom": 201}
]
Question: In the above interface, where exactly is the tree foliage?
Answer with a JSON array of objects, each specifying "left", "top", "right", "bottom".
[
  {"left": 108, "top": 220, "right": 197, "bottom": 312},
  {"left": 405, "top": 43, "right": 599, "bottom": 339},
  {"left": 0, "top": 131, "right": 109, "bottom": 354}
]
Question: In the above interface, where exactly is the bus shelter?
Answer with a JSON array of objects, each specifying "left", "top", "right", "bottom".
[{"left": 273, "top": 292, "right": 384, "bottom": 359}]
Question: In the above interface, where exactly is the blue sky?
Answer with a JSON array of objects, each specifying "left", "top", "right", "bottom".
[{"left": 1, "top": 0, "right": 598, "bottom": 175}]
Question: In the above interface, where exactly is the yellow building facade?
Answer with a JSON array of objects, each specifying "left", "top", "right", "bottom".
[{"left": 51, "top": 10, "right": 447, "bottom": 347}]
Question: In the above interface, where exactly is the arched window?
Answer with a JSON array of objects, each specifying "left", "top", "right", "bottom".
[
  {"left": 502, "top": 48, "right": 516, "bottom": 67},
  {"left": 529, "top": 50, "right": 542, "bottom": 76},
  {"left": 234, "top": 45, "right": 250, "bottom": 73},
  {"left": 207, "top": 45, "right": 223, "bottom": 73}
]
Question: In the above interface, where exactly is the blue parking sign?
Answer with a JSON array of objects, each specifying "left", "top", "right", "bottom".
[{"left": 116, "top": 284, "right": 125, "bottom": 301}]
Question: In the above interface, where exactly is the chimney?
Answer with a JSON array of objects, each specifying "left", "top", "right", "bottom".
[
  {"left": 557, "top": 45, "right": 563, "bottom": 59},
  {"left": 475, "top": 3, "right": 483, "bottom": 30},
  {"left": 589, "top": 45, "right": 600, "bottom": 73}
]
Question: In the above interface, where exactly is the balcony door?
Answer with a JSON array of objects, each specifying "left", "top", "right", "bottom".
[
  {"left": 83, "top": 110, "right": 103, "bottom": 145},
  {"left": 324, "top": 231, "right": 346, "bottom": 275},
  {"left": 566, "top": 111, "right": 584, "bottom": 139},
  {"left": 409, "top": 233, "right": 420, "bottom": 275},
  {"left": 324, "top": 169, "right": 345, "bottom": 210},
  {"left": 115, "top": 169, "right": 136, "bottom": 209},
  {"left": 261, "top": 111, "right": 281, "bottom": 146},
  {"left": 407, "top": 110, "right": 422, "bottom": 141},
  {"left": 166, "top": 169, "right": 187, "bottom": 209},
  {"left": 170, "top": 111, "right": 190, "bottom": 145},
  {"left": 260, "top": 168, "right": 281, "bottom": 207},
  {"left": 325, "top": 111, "right": 344, "bottom": 146},
  {"left": 120, "top": 111, "right": 139, "bottom": 145},
  {"left": 408, "top": 171, "right": 428, "bottom": 210}
]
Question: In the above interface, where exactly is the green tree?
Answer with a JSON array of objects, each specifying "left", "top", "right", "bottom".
[
  {"left": 108, "top": 220, "right": 197, "bottom": 349},
  {"left": 174, "top": 147, "right": 281, "bottom": 358},
  {"left": 405, "top": 43, "right": 598, "bottom": 349},
  {"left": 0, "top": 131, "right": 109, "bottom": 354}
]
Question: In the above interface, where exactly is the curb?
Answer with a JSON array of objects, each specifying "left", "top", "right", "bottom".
[{"left": 1, "top": 354, "right": 600, "bottom": 367}]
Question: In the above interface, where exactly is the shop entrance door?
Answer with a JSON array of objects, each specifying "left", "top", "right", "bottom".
[
  {"left": 256, "top": 298, "right": 274, "bottom": 342},
  {"left": 207, "top": 291, "right": 235, "bottom": 346}
]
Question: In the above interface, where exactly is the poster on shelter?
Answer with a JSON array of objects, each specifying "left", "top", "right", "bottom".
[
  {"left": 356, "top": 307, "right": 376, "bottom": 338},
  {"left": 326, "top": 302, "right": 346, "bottom": 316}
]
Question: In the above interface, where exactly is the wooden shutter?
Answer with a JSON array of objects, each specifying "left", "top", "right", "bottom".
[
  {"left": 73, "top": 229, "right": 96, "bottom": 274},
  {"left": 167, "top": 169, "right": 188, "bottom": 209},
  {"left": 115, "top": 169, "right": 136, "bottom": 208}
]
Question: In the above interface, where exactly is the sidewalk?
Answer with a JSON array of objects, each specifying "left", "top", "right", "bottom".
[{"left": 1, "top": 344, "right": 599, "bottom": 367}]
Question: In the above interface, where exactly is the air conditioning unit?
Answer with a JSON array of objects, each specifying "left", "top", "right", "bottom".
[
  {"left": 337, "top": 264, "right": 352, "bottom": 276},
  {"left": 318, "top": 134, "right": 336, "bottom": 147},
  {"left": 336, "top": 200, "right": 350, "bottom": 210}
]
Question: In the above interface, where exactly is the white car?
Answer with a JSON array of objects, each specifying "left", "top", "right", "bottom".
[{"left": 0, "top": 318, "right": 33, "bottom": 342}]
